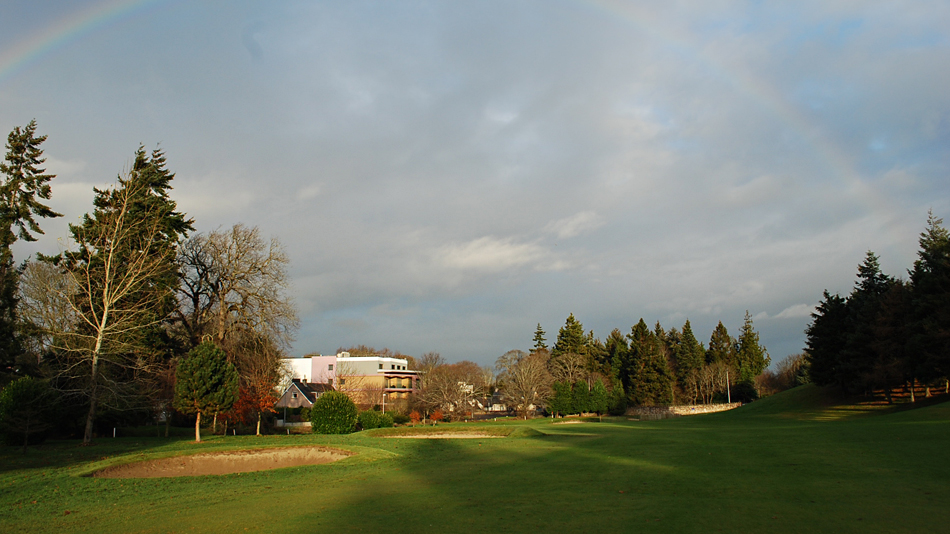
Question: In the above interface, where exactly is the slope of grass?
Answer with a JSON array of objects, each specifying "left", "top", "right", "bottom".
[
  {"left": 731, "top": 383, "right": 950, "bottom": 421},
  {"left": 1, "top": 394, "right": 947, "bottom": 533}
]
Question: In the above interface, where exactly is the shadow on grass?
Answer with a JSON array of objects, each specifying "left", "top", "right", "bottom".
[{"left": 4, "top": 409, "right": 950, "bottom": 534}]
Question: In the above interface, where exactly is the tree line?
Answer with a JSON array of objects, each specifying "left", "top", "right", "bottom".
[
  {"left": 0, "top": 121, "right": 297, "bottom": 445},
  {"left": 489, "top": 312, "right": 770, "bottom": 417},
  {"left": 806, "top": 213, "right": 950, "bottom": 401}
]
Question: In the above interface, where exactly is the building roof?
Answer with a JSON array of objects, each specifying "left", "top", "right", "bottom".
[{"left": 275, "top": 379, "right": 335, "bottom": 408}]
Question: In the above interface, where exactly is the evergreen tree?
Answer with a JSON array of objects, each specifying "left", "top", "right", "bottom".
[
  {"left": 627, "top": 319, "right": 673, "bottom": 405},
  {"left": 839, "top": 251, "right": 894, "bottom": 393},
  {"left": 552, "top": 313, "right": 586, "bottom": 358},
  {"left": 532, "top": 323, "right": 547, "bottom": 351},
  {"left": 605, "top": 328, "right": 629, "bottom": 384},
  {"left": 806, "top": 291, "right": 850, "bottom": 387},
  {"left": 908, "top": 212, "right": 950, "bottom": 386},
  {"left": 572, "top": 379, "right": 590, "bottom": 414},
  {"left": 549, "top": 381, "right": 572, "bottom": 416},
  {"left": 735, "top": 311, "right": 770, "bottom": 383},
  {"left": 587, "top": 329, "right": 608, "bottom": 372},
  {"left": 706, "top": 322, "right": 736, "bottom": 368},
  {"left": 676, "top": 320, "right": 705, "bottom": 388},
  {"left": 0, "top": 121, "right": 62, "bottom": 374},
  {"left": 174, "top": 341, "right": 239, "bottom": 442},
  {"left": 589, "top": 379, "right": 609, "bottom": 416}
]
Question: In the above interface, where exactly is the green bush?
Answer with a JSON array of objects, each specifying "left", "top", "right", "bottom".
[
  {"left": 299, "top": 407, "right": 310, "bottom": 421},
  {"left": 732, "top": 381, "right": 759, "bottom": 403},
  {"left": 358, "top": 410, "right": 394, "bottom": 430},
  {"left": 0, "top": 376, "right": 58, "bottom": 448},
  {"left": 310, "top": 392, "right": 357, "bottom": 434},
  {"left": 392, "top": 413, "right": 410, "bottom": 425}
]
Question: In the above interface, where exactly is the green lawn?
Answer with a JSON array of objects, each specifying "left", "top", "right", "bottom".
[{"left": 2, "top": 385, "right": 948, "bottom": 533}]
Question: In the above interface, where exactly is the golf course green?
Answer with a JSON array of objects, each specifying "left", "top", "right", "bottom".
[{"left": 1, "top": 385, "right": 947, "bottom": 533}]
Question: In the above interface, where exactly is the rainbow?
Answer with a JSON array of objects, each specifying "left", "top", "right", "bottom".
[
  {"left": 580, "top": 0, "right": 890, "bottom": 212},
  {"left": 2, "top": 0, "right": 886, "bottom": 214},
  {"left": 0, "top": 0, "right": 166, "bottom": 85}
]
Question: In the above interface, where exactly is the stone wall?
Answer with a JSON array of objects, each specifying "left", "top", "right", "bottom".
[{"left": 626, "top": 403, "right": 742, "bottom": 420}]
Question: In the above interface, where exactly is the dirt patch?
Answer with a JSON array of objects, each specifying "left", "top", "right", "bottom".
[
  {"left": 92, "top": 446, "right": 351, "bottom": 478},
  {"left": 386, "top": 433, "right": 502, "bottom": 439},
  {"left": 553, "top": 420, "right": 585, "bottom": 425}
]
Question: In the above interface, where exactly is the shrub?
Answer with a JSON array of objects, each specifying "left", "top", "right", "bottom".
[
  {"left": 732, "top": 381, "right": 759, "bottom": 403},
  {"left": 431, "top": 409, "right": 444, "bottom": 423},
  {"left": 409, "top": 410, "right": 421, "bottom": 424},
  {"left": 392, "top": 413, "right": 410, "bottom": 425},
  {"left": 310, "top": 392, "right": 357, "bottom": 434},
  {"left": 299, "top": 407, "right": 310, "bottom": 421},
  {"left": 359, "top": 410, "right": 395, "bottom": 430},
  {"left": 0, "top": 377, "right": 58, "bottom": 448}
]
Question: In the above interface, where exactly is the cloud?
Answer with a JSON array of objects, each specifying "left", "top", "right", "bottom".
[
  {"left": 297, "top": 184, "right": 321, "bottom": 200},
  {"left": 545, "top": 211, "right": 606, "bottom": 239},
  {"left": 436, "top": 236, "right": 549, "bottom": 273},
  {"left": 774, "top": 304, "right": 815, "bottom": 319}
]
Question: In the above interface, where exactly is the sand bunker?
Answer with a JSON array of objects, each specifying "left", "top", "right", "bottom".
[
  {"left": 387, "top": 433, "right": 502, "bottom": 439},
  {"left": 93, "top": 446, "right": 351, "bottom": 478},
  {"left": 553, "top": 420, "right": 585, "bottom": 425}
]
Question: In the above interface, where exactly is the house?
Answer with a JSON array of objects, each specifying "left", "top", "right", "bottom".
[
  {"left": 274, "top": 379, "right": 334, "bottom": 427},
  {"left": 275, "top": 378, "right": 334, "bottom": 409}
]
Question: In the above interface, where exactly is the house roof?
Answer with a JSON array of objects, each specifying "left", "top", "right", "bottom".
[{"left": 276, "top": 379, "right": 335, "bottom": 408}]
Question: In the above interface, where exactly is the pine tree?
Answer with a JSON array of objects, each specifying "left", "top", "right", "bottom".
[
  {"left": 735, "top": 311, "right": 770, "bottom": 383},
  {"left": 589, "top": 379, "right": 609, "bottom": 416},
  {"left": 706, "top": 322, "right": 736, "bottom": 368},
  {"left": 676, "top": 320, "right": 705, "bottom": 387},
  {"left": 549, "top": 381, "right": 572, "bottom": 416},
  {"left": 174, "top": 341, "right": 239, "bottom": 442},
  {"left": 572, "top": 379, "right": 590, "bottom": 414},
  {"left": 0, "top": 120, "right": 62, "bottom": 373},
  {"left": 532, "top": 323, "right": 547, "bottom": 351},
  {"left": 552, "top": 313, "right": 586, "bottom": 358},
  {"left": 806, "top": 291, "right": 850, "bottom": 387},
  {"left": 908, "top": 212, "right": 950, "bottom": 386},
  {"left": 605, "top": 328, "right": 629, "bottom": 383},
  {"left": 627, "top": 319, "right": 673, "bottom": 405},
  {"left": 839, "top": 251, "right": 894, "bottom": 393}
]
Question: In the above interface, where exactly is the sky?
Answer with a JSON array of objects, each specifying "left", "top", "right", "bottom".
[{"left": 1, "top": 1, "right": 948, "bottom": 367}]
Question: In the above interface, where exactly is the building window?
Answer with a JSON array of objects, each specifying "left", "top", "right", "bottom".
[
  {"left": 292, "top": 393, "right": 297, "bottom": 399},
  {"left": 378, "top": 364, "right": 382, "bottom": 369},
  {"left": 328, "top": 364, "right": 334, "bottom": 371}
]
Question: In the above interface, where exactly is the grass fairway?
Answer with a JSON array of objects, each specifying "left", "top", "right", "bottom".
[{"left": 2, "top": 385, "right": 948, "bottom": 533}]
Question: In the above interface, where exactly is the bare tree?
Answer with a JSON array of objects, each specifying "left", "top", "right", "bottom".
[
  {"left": 43, "top": 180, "right": 175, "bottom": 444},
  {"left": 174, "top": 224, "right": 298, "bottom": 350},
  {"left": 18, "top": 260, "right": 77, "bottom": 362},
  {"left": 549, "top": 351, "right": 587, "bottom": 384},
  {"left": 418, "top": 361, "right": 488, "bottom": 420},
  {"left": 496, "top": 350, "right": 552, "bottom": 418}
]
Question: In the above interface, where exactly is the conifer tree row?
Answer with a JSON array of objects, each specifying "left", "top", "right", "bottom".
[
  {"left": 532, "top": 309, "right": 770, "bottom": 409},
  {"left": 806, "top": 213, "right": 950, "bottom": 399}
]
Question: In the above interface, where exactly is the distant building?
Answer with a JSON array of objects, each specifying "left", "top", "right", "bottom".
[{"left": 281, "top": 351, "right": 419, "bottom": 409}]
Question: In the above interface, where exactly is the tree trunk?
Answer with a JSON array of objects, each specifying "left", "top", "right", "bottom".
[
  {"left": 195, "top": 411, "right": 202, "bottom": 442},
  {"left": 82, "top": 379, "right": 99, "bottom": 445},
  {"left": 213, "top": 412, "right": 218, "bottom": 434},
  {"left": 256, "top": 412, "right": 261, "bottom": 436},
  {"left": 909, "top": 381, "right": 915, "bottom": 403},
  {"left": 164, "top": 411, "right": 170, "bottom": 438}
]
